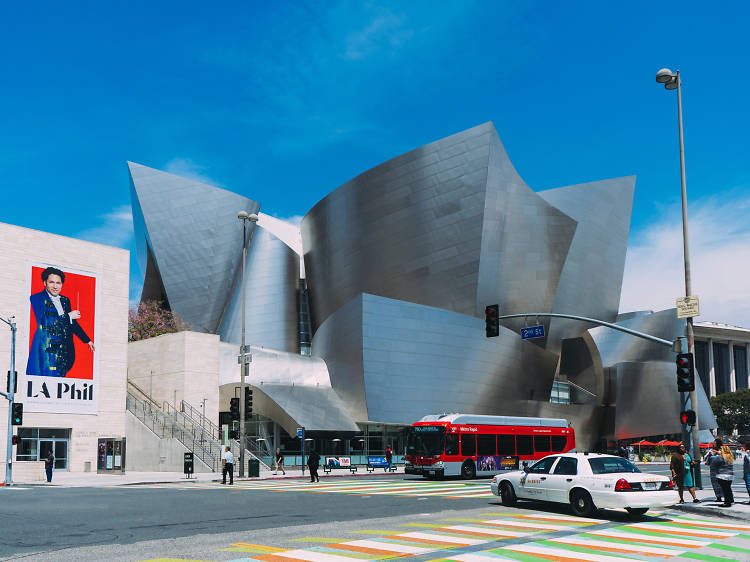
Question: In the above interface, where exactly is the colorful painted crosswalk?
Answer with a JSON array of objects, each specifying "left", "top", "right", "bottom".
[{"left": 211, "top": 511, "right": 750, "bottom": 562}]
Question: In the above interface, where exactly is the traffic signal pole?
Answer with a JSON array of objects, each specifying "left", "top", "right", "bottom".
[{"left": 1, "top": 316, "right": 17, "bottom": 485}]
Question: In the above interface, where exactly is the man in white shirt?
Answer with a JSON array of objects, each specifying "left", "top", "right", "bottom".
[{"left": 222, "top": 446, "right": 234, "bottom": 484}]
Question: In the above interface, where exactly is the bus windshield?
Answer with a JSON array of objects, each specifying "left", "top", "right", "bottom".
[{"left": 406, "top": 426, "right": 446, "bottom": 456}]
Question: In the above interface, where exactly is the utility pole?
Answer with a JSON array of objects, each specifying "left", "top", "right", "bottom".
[{"left": 1, "top": 316, "right": 17, "bottom": 486}]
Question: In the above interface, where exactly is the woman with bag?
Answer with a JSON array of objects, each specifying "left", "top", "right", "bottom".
[
  {"left": 670, "top": 444, "right": 699, "bottom": 503},
  {"left": 710, "top": 445, "right": 735, "bottom": 507}
]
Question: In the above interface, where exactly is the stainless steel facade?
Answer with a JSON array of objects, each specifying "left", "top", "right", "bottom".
[{"left": 129, "top": 122, "right": 716, "bottom": 444}]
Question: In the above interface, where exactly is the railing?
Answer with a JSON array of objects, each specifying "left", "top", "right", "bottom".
[
  {"left": 126, "top": 391, "right": 219, "bottom": 472},
  {"left": 181, "top": 399, "right": 221, "bottom": 439}
]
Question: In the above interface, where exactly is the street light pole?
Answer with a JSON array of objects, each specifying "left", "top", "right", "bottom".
[
  {"left": 237, "top": 211, "right": 258, "bottom": 478},
  {"left": 656, "top": 68, "right": 702, "bottom": 487},
  {"left": 2, "top": 316, "right": 17, "bottom": 485}
]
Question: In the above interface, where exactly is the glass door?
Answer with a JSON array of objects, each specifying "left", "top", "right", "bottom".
[{"left": 39, "top": 439, "right": 68, "bottom": 469}]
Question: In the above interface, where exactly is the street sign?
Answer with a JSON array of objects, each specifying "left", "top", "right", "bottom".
[
  {"left": 676, "top": 296, "right": 700, "bottom": 319},
  {"left": 520, "top": 325, "right": 545, "bottom": 340},
  {"left": 237, "top": 353, "right": 253, "bottom": 364},
  {"left": 296, "top": 427, "right": 304, "bottom": 439}
]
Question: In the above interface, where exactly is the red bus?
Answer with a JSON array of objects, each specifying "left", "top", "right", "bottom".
[{"left": 404, "top": 413, "right": 575, "bottom": 479}]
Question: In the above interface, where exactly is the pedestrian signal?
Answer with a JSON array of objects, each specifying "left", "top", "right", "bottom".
[{"left": 680, "top": 410, "right": 696, "bottom": 426}]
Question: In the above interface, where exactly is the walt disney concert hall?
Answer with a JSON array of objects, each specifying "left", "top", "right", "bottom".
[{"left": 128, "top": 122, "right": 716, "bottom": 450}]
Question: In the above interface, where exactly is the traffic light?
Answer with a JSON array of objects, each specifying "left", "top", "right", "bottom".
[
  {"left": 676, "top": 353, "right": 695, "bottom": 392},
  {"left": 485, "top": 304, "right": 499, "bottom": 337},
  {"left": 680, "top": 410, "right": 697, "bottom": 426},
  {"left": 244, "top": 387, "right": 253, "bottom": 420},
  {"left": 12, "top": 435, "right": 19, "bottom": 445},
  {"left": 229, "top": 397, "right": 240, "bottom": 421},
  {"left": 11, "top": 402, "right": 23, "bottom": 425}
]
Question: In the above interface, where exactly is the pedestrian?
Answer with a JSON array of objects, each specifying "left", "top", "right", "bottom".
[
  {"left": 45, "top": 450, "right": 55, "bottom": 483},
  {"left": 743, "top": 442, "right": 750, "bottom": 504},
  {"left": 385, "top": 446, "right": 393, "bottom": 470},
  {"left": 710, "top": 445, "right": 735, "bottom": 507},
  {"left": 307, "top": 449, "right": 320, "bottom": 482},
  {"left": 222, "top": 446, "right": 234, "bottom": 485},
  {"left": 670, "top": 444, "right": 699, "bottom": 504},
  {"left": 274, "top": 448, "right": 285, "bottom": 475},
  {"left": 704, "top": 439, "right": 723, "bottom": 502}
]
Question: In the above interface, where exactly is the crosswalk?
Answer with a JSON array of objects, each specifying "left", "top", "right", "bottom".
[
  {"left": 202, "top": 478, "right": 496, "bottom": 499},
  {"left": 212, "top": 510, "right": 750, "bottom": 561}
]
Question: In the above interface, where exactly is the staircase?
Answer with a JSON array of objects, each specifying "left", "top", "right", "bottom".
[{"left": 126, "top": 380, "right": 270, "bottom": 472}]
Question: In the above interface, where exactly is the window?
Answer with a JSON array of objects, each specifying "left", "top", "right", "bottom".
[
  {"left": 516, "top": 435, "right": 533, "bottom": 456},
  {"left": 553, "top": 457, "right": 578, "bottom": 475},
  {"left": 528, "top": 456, "right": 557, "bottom": 474},
  {"left": 444, "top": 433, "right": 459, "bottom": 456},
  {"left": 497, "top": 434, "right": 515, "bottom": 455},
  {"left": 588, "top": 457, "right": 640, "bottom": 474},
  {"left": 477, "top": 434, "right": 496, "bottom": 456},
  {"left": 461, "top": 434, "right": 476, "bottom": 456},
  {"left": 534, "top": 435, "right": 550, "bottom": 452},
  {"left": 550, "top": 435, "right": 567, "bottom": 452}
]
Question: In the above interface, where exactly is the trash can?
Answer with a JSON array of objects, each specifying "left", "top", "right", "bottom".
[{"left": 248, "top": 459, "right": 260, "bottom": 477}]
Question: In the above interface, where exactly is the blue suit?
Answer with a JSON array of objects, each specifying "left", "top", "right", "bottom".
[{"left": 27, "top": 290, "right": 91, "bottom": 378}]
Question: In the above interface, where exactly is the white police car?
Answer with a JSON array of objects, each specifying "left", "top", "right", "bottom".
[{"left": 491, "top": 453, "right": 675, "bottom": 517}]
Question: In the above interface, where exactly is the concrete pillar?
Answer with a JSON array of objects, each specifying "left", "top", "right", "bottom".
[
  {"left": 273, "top": 422, "right": 280, "bottom": 453},
  {"left": 729, "top": 341, "right": 737, "bottom": 392},
  {"left": 708, "top": 338, "right": 716, "bottom": 397}
]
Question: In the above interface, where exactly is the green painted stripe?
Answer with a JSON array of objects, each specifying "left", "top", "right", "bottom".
[
  {"left": 678, "top": 552, "right": 736, "bottom": 561},
  {"left": 705, "top": 542, "right": 750, "bottom": 553},
  {"left": 613, "top": 526, "right": 707, "bottom": 541},
  {"left": 486, "top": 548, "right": 556, "bottom": 561},
  {"left": 578, "top": 532, "right": 684, "bottom": 550},
  {"left": 536, "top": 539, "right": 640, "bottom": 558}
]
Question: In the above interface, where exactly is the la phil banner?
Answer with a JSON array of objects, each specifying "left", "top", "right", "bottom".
[{"left": 24, "top": 264, "right": 98, "bottom": 414}]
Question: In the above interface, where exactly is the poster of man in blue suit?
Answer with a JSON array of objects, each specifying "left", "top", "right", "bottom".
[{"left": 26, "top": 266, "right": 95, "bottom": 378}]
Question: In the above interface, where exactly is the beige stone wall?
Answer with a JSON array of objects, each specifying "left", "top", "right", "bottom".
[
  {"left": 0, "top": 222, "right": 129, "bottom": 472},
  {"left": 128, "top": 331, "right": 220, "bottom": 424}
]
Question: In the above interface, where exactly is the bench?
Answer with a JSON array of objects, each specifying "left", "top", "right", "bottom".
[
  {"left": 366, "top": 456, "right": 397, "bottom": 472},
  {"left": 323, "top": 456, "right": 358, "bottom": 474}
]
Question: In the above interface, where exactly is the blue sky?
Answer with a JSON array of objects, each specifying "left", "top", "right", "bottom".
[{"left": 2, "top": 2, "right": 748, "bottom": 326}]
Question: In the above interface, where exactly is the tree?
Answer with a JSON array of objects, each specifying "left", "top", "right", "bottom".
[
  {"left": 128, "top": 300, "right": 189, "bottom": 342},
  {"left": 710, "top": 389, "right": 750, "bottom": 435}
]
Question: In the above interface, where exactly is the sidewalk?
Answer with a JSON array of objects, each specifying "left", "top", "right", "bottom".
[
  {"left": 670, "top": 484, "right": 750, "bottom": 521},
  {"left": 5, "top": 465, "right": 405, "bottom": 488}
]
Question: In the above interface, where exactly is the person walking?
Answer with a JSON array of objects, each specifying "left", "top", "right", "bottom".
[
  {"left": 670, "top": 444, "right": 698, "bottom": 504},
  {"left": 710, "top": 445, "right": 735, "bottom": 507},
  {"left": 222, "top": 446, "right": 234, "bottom": 485},
  {"left": 385, "top": 446, "right": 393, "bottom": 470},
  {"left": 274, "top": 448, "right": 285, "bottom": 475},
  {"left": 743, "top": 442, "right": 750, "bottom": 504},
  {"left": 307, "top": 449, "right": 320, "bottom": 482},
  {"left": 705, "top": 439, "right": 724, "bottom": 503},
  {"left": 45, "top": 450, "right": 55, "bottom": 483}
]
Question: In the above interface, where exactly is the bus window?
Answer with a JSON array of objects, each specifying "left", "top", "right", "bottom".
[
  {"left": 550, "top": 435, "right": 567, "bottom": 452},
  {"left": 516, "top": 435, "right": 533, "bottom": 456},
  {"left": 445, "top": 433, "right": 459, "bottom": 455},
  {"left": 477, "top": 434, "right": 496, "bottom": 456},
  {"left": 460, "top": 434, "right": 476, "bottom": 456},
  {"left": 534, "top": 435, "right": 550, "bottom": 452},
  {"left": 498, "top": 434, "right": 515, "bottom": 455}
]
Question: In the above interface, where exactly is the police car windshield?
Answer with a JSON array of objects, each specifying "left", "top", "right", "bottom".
[{"left": 588, "top": 457, "right": 641, "bottom": 474}]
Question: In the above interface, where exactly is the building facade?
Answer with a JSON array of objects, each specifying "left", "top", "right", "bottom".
[
  {"left": 128, "top": 122, "right": 718, "bottom": 451},
  {"left": 0, "top": 222, "right": 129, "bottom": 477}
]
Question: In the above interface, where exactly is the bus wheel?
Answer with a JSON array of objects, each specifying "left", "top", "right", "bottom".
[
  {"left": 461, "top": 461, "right": 476, "bottom": 480},
  {"left": 500, "top": 482, "right": 517, "bottom": 506}
]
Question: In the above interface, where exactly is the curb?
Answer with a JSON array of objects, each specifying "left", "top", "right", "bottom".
[{"left": 670, "top": 503, "right": 750, "bottom": 521}]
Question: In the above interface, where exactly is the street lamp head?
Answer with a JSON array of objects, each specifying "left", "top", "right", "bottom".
[
  {"left": 248, "top": 213, "right": 259, "bottom": 223},
  {"left": 656, "top": 68, "right": 675, "bottom": 83},
  {"left": 664, "top": 79, "right": 678, "bottom": 90},
  {"left": 238, "top": 210, "right": 249, "bottom": 220}
]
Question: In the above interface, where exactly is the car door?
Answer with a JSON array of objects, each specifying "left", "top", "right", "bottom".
[
  {"left": 517, "top": 456, "right": 557, "bottom": 500},
  {"left": 545, "top": 456, "right": 578, "bottom": 503}
]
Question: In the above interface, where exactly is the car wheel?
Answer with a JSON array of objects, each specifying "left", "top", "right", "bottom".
[
  {"left": 570, "top": 489, "right": 597, "bottom": 517},
  {"left": 461, "top": 461, "right": 476, "bottom": 480},
  {"left": 626, "top": 507, "right": 649, "bottom": 517},
  {"left": 499, "top": 482, "right": 517, "bottom": 507}
]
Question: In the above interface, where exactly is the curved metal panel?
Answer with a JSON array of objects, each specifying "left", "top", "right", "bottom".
[
  {"left": 128, "top": 162, "right": 260, "bottom": 332},
  {"left": 312, "top": 293, "right": 560, "bottom": 425},
  {"left": 539, "top": 176, "right": 636, "bottom": 351},
  {"left": 302, "top": 123, "right": 494, "bottom": 330},
  {"left": 219, "top": 226, "right": 299, "bottom": 352}
]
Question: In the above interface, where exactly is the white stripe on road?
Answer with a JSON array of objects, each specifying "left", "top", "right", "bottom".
[
  {"left": 396, "top": 531, "right": 487, "bottom": 545},
  {"left": 345, "top": 539, "right": 432, "bottom": 554}
]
